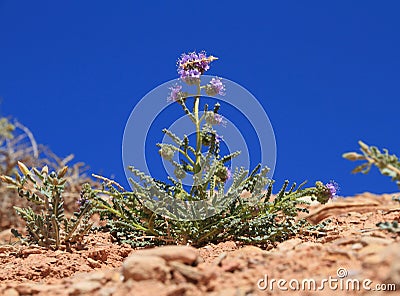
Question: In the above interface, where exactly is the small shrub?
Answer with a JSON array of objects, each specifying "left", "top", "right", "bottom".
[
  {"left": 0, "top": 117, "right": 97, "bottom": 231},
  {"left": 0, "top": 162, "right": 93, "bottom": 249}
]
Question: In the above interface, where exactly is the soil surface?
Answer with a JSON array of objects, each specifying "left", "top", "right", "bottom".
[{"left": 1, "top": 192, "right": 400, "bottom": 295}]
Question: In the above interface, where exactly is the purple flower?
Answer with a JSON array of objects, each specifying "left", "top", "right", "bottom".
[
  {"left": 77, "top": 197, "right": 89, "bottom": 207},
  {"left": 205, "top": 77, "right": 226, "bottom": 96},
  {"left": 325, "top": 181, "right": 339, "bottom": 199},
  {"left": 167, "top": 84, "right": 183, "bottom": 102},
  {"left": 215, "top": 134, "right": 223, "bottom": 144},
  {"left": 214, "top": 114, "right": 226, "bottom": 126},
  {"left": 205, "top": 112, "right": 227, "bottom": 126},
  {"left": 177, "top": 51, "right": 217, "bottom": 84},
  {"left": 226, "top": 168, "right": 232, "bottom": 181}
]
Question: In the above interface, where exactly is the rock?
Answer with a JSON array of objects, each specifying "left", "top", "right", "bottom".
[
  {"left": 214, "top": 252, "right": 227, "bottom": 266},
  {"left": 276, "top": 238, "right": 302, "bottom": 252},
  {"left": 348, "top": 211, "right": 362, "bottom": 217},
  {"left": 362, "top": 242, "right": 400, "bottom": 290},
  {"left": 234, "top": 246, "right": 266, "bottom": 256},
  {"left": 134, "top": 245, "right": 198, "bottom": 265},
  {"left": 358, "top": 244, "right": 385, "bottom": 256},
  {"left": 295, "top": 242, "right": 323, "bottom": 250},
  {"left": 0, "top": 245, "right": 16, "bottom": 253},
  {"left": 0, "top": 229, "right": 18, "bottom": 244},
  {"left": 169, "top": 261, "right": 215, "bottom": 283},
  {"left": 169, "top": 261, "right": 204, "bottom": 282},
  {"left": 98, "top": 287, "right": 117, "bottom": 296},
  {"left": 3, "top": 288, "right": 19, "bottom": 296},
  {"left": 380, "top": 243, "right": 400, "bottom": 286},
  {"left": 21, "top": 248, "right": 44, "bottom": 256},
  {"left": 221, "top": 260, "right": 243, "bottom": 272},
  {"left": 122, "top": 255, "right": 170, "bottom": 282},
  {"left": 88, "top": 248, "right": 108, "bottom": 261},
  {"left": 351, "top": 243, "right": 363, "bottom": 250},
  {"left": 331, "top": 237, "right": 360, "bottom": 246},
  {"left": 87, "top": 258, "right": 102, "bottom": 268},
  {"left": 70, "top": 280, "right": 102, "bottom": 295},
  {"left": 360, "top": 236, "right": 393, "bottom": 246}
]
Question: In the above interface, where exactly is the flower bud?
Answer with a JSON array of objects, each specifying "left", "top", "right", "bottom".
[
  {"left": 57, "top": 166, "right": 68, "bottom": 178},
  {"left": 358, "top": 141, "right": 370, "bottom": 151},
  {"left": 215, "top": 165, "right": 231, "bottom": 182},
  {"left": 174, "top": 167, "right": 186, "bottom": 179},
  {"left": 41, "top": 165, "right": 49, "bottom": 175},
  {"left": 159, "top": 146, "right": 174, "bottom": 161},
  {"left": 205, "top": 84, "right": 218, "bottom": 96},
  {"left": 342, "top": 152, "right": 364, "bottom": 161},
  {"left": 17, "top": 161, "right": 31, "bottom": 176},
  {"left": 201, "top": 132, "right": 212, "bottom": 146},
  {"left": 205, "top": 111, "right": 225, "bottom": 126},
  {"left": 0, "top": 175, "right": 17, "bottom": 185}
]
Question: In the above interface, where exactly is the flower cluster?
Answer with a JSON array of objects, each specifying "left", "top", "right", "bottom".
[
  {"left": 205, "top": 77, "right": 225, "bottom": 96},
  {"left": 205, "top": 111, "right": 227, "bottom": 126},
  {"left": 177, "top": 51, "right": 218, "bottom": 85},
  {"left": 159, "top": 145, "right": 174, "bottom": 161},
  {"left": 167, "top": 84, "right": 183, "bottom": 102},
  {"left": 215, "top": 165, "right": 232, "bottom": 183},
  {"left": 325, "top": 181, "right": 339, "bottom": 199}
]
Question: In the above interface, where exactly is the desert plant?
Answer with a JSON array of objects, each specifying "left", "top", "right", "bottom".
[
  {"left": 0, "top": 162, "right": 93, "bottom": 249},
  {"left": 88, "top": 51, "right": 336, "bottom": 247},
  {"left": 343, "top": 140, "right": 400, "bottom": 188},
  {"left": 89, "top": 176, "right": 335, "bottom": 247},
  {"left": 344, "top": 141, "right": 400, "bottom": 234},
  {"left": 0, "top": 117, "right": 96, "bottom": 231}
]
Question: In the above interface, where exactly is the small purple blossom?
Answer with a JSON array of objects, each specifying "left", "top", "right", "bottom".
[
  {"left": 205, "top": 112, "right": 227, "bottom": 126},
  {"left": 325, "top": 181, "right": 339, "bottom": 199},
  {"left": 215, "top": 134, "right": 223, "bottom": 144},
  {"left": 205, "top": 77, "right": 226, "bottom": 96},
  {"left": 177, "top": 51, "right": 217, "bottom": 84},
  {"left": 167, "top": 84, "right": 183, "bottom": 102},
  {"left": 214, "top": 114, "right": 226, "bottom": 126},
  {"left": 77, "top": 197, "right": 89, "bottom": 207},
  {"left": 226, "top": 168, "right": 232, "bottom": 181}
]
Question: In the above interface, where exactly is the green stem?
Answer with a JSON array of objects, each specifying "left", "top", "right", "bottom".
[
  {"left": 194, "top": 82, "right": 202, "bottom": 173},
  {"left": 176, "top": 148, "right": 195, "bottom": 166}
]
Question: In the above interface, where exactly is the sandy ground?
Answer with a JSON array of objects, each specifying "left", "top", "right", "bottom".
[{"left": 0, "top": 192, "right": 399, "bottom": 295}]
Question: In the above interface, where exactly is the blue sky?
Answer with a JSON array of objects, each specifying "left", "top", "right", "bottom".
[{"left": 1, "top": 1, "right": 399, "bottom": 196}]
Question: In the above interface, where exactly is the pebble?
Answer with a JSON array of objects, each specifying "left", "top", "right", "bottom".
[
  {"left": 351, "top": 243, "right": 363, "bottom": 250},
  {"left": 133, "top": 245, "right": 198, "bottom": 265},
  {"left": 87, "top": 258, "right": 102, "bottom": 268},
  {"left": 70, "top": 281, "right": 102, "bottom": 294},
  {"left": 122, "top": 255, "right": 170, "bottom": 282},
  {"left": 21, "top": 248, "right": 44, "bottom": 256},
  {"left": 233, "top": 245, "right": 266, "bottom": 256},
  {"left": 276, "top": 238, "right": 302, "bottom": 252}
]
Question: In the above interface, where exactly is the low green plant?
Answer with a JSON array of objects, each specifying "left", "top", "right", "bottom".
[
  {"left": 89, "top": 175, "right": 334, "bottom": 247},
  {"left": 0, "top": 162, "right": 93, "bottom": 249},
  {"left": 87, "top": 51, "right": 336, "bottom": 247}
]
